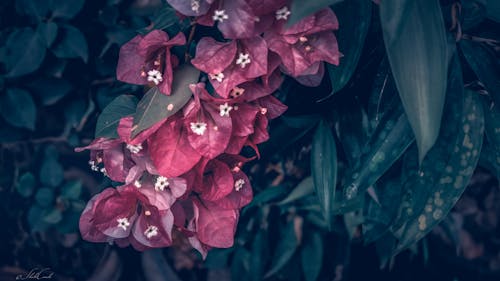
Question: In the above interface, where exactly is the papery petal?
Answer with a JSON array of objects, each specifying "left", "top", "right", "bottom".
[
  {"left": 257, "top": 95, "right": 287, "bottom": 119},
  {"left": 79, "top": 189, "right": 117, "bottom": 242},
  {"left": 250, "top": 114, "right": 269, "bottom": 145},
  {"left": 132, "top": 208, "right": 174, "bottom": 248},
  {"left": 116, "top": 36, "right": 147, "bottom": 85},
  {"left": 240, "top": 37, "right": 268, "bottom": 79},
  {"left": 167, "top": 0, "right": 211, "bottom": 17},
  {"left": 199, "top": 159, "right": 234, "bottom": 201},
  {"left": 214, "top": 171, "right": 253, "bottom": 209},
  {"left": 138, "top": 30, "right": 170, "bottom": 56},
  {"left": 230, "top": 103, "right": 259, "bottom": 136},
  {"left": 75, "top": 138, "right": 121, "bottom": 152},
  {"left": 191, "top": 38, "right": 237, "bottom": 74},
  {"left": 294, "top": 62, "right": 325, "bottom": 87},
  {"left": 148, "top": 116, "right": 202, "bottom": 177},
  {"left": 102, "top": 146, "right": 128, "bottom": 182},
  {"left": 194, "top": 199, "right": 238, "bottom": 248},
  {"left": 218, "top": 0, "right": 256, "bottom": 39}
]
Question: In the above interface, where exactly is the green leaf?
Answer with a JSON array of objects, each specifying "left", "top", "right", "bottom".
[
  {"left": 393, "top": 89, "right": 484, "bottom": 254},
  {"left": 483, "top": 98, "right": 500, "bottom": 152},
  {"left": 139, "top": 5, "right": 180, "bottom": 33},
  {"left": 52, "top": 25, "right": 88, "bottom": 63},
  {"left": 64, "top": 98, "right": 88, "bottom": 128},
  {"left": 301, "top": 232, "right": 323, "bottom": 281},
  {"left": 60, "top": 180, "right": 82, "bottom": 200},
  {"left": 95, "top": 95, "right": 138, "bottom": 139},
  {"left": 0, "top": 88, "right": 37, "bottom": 130},
  {"left": 486, "top": 0, "right": 500, "bottom": 22},
  {"left": 311, "top": 120, "right": 338, "bottom": 228},
  {"left": 278, "top": 177, "right": 314, "bottom": 205},
  {"left": 132, "top": 64, "right": 200, "bottom": 138},
  {"left": 35, "top": 188, "right": 54, "bottom": 208},
  {"left": 15, "top": 0, "right": 50, "bottom": 21},
  {"left": 327, "top": 0, "right": 371, "bottom": 94},
  {"left": 43, "top": 208, "right": 63, "bottom": 224},
  {"left": 28, "top": 205, "right": 50, "bottom": 232},
  {"left": 264, "top": 221, "right": 298, "bottom": 278},
  {"left": 4, "top": 28, "right": 46, "bottom": 77},
  {"left": 250, "top": 229, "right": 269, "bottom": 281},
  {"left": 287, "top": 0, "right": 344, "bottom": 27},
  {"left": 16, "top": 172, "right": 36, "bottom": 197},
  {"left": 460, "top": 40, "right": 500, "bottom": 106},
  {"left": 40, "top": 157, "right": 64, "bottom": 188},
  {"left": 27, "top": 77, "right": 73, "bottom": 106},
  {"left": 50, "top": 0, "right": 85, "bottom": 19},
  {"left": 231, "top": 248, "right": 251, "bottom": 281},
  {"left": 380, "top": 0, "right": 449, "bottom": 163},
  {"left": 37, "top": 22, "right": 58, "bottom": 47},
  {"left": 243, "top": 185, "right": 288, "bottom": 212}
]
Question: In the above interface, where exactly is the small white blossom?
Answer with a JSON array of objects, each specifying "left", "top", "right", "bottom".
[
  {"left": 234, "top": 179, "right": 245, "bottom": 191},
  {"left": 147, "top": 70, "right": 163, "bottom": 85},
  {"left": 100, "top": 167, "right": 108, "bottom": 176},
  {"left": 190, "top": 122, "right": 207, "bottom": 135},
  {"left": 144, "top": 225, "right": 159, "bottom": 239},
  {"left": 213, "top": 10, "right": 228, "bottom": 22},
  {"left": 117, "top": 218, "right": 130, "bottom": 231},
  {"left": 134, "top": 180, "right": 142, "bottom": 188},
  {"left": 236, "top": 53, "right": 251, "bottom": 68},
  {"left": 210, "top": 72, "right": 225, "bottom": 82},
  {"left": 126, "top": 143, "right": 143, "bottom": 154},
  {"left": 155, "top": 176, "right": 169, "bottom": 191},
  {"left": 219, "top": 102, "right": 233, "bottom": 117},
  {"left": 276, "top": 6, "right": 291, "bottom": 20},
  {"left": 88, "top": 160, "right": 99, "bottom": 171},
  {"left": 230, "top": 87, "right": 245, "bottom": 98},
  {"left": 191, "top": 0, "right": 200, "bottom": 13}
]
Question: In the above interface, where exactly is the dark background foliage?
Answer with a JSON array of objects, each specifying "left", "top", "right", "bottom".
[{"left": 1, "top": 0, "right": 499, "bottom": 281}]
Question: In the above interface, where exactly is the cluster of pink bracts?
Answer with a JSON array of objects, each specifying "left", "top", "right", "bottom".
[{"left": 78, "top": 0, "right": 340, "bottom": 257}]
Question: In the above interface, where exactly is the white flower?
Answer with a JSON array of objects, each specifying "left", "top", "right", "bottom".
[
  {"left": 235, "top": 53, "right": 251, "bottom": 68},
  {"left": 126, "top": 143, "right": 143, "bottom": 154},
  {"left": 213, "top": 10, "right": 228, "bottom": 22},
  {"left": 210, "top": 72, "right": 224, "bottom": 82},
  {"left": 147, "top": 70, "right": 163, "bottom": 85},
  {"left": 219, "top": 102, "right": 233, "bottom": 117},
  {"left": 134, "top": 180, "right": 142, "bottom": 188},
  {"left": 276, "top": 6, "right": 291, "bottom": 20},
  {"left": 234, "top": 179, "right": 245, "bottom": 191},
  {"left": 100, "top": 167, "right": 108, "bottom": 176},
  {"left": 191, "top": 0, "right": 200, "bottom": 13},
  {"left": 155, "top": 176, "right": 169, "bottom": 191},
  {"left": 144, "top": 225, "right": 159, "bottom": 239},
  {"left": 190, "top": 122, "right": 207, "bottom": 135},
  {"left": 88, "top": 160, "right": 99, "bottom": 171},
  {"left": 117, "top": 218, "right": 130, "bottom": 231}
]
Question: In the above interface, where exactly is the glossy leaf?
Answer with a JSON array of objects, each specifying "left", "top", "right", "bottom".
[
  {"left": 95, "top": 95, "right": 138, "bottom": 139},
  {"left": 35, "top": 188, "right": 54, "bottom": 208},
  {"left": 27, "top": 77, "right": 73, "bottom": 106},
  {"left": 40, "top": 157, "right": 64, "bottom": 188},
  {"left": 250, "top": 229, "right": 269, "bottom": 281},
  {"left": 60, "top": 180, "right": 83, "bottom": 200},
  {"left": 380, "top": 0, "right": 449, "bottom": 163},
  {"left": 132, "top": 65, "right": 200, "bottom": 138},
  {"left": 52, "top": 25, "right": 89, "bottom": 63},
  {"left": 43, "top": 208, "right": 63, "bottom": 224},
  {"left": 4, "top": 28, "right": 46, "bottom": 78},
  {"left": 50, "top": 0, "right": 85, "bottom": 19},
  {"left": 460, "top": 40, "right": 500, "bottom": 106},
  {"left": 264, "top": 221, "right": 298, "bottom": 278},
  {"left": 311, "top": 120, "right": 337, "bottom": 228},
  {"left": 486, "top": 0, "right": 500, "bottom": 22},
  {"left": 287, "top": 0, "right": 344, "bottom": 27},
  {"left": 278, "top": 177, "right": 314, "bottom": 205},
  {"left": 327, "top": 0, "right": 371, "bottom": 94},
  {"left": 15, "top": 0, "right": 50, "bottom": 21},
  {"left": 393, "top": 89, "right": 484, "bottom": 254},
  {"left": 0, "top": 88, "right": 37, "bottom": 130},
  {"left": 301, "top": 231, "right": 323, "bottom": 281},
  {"left": 16, "top": 172, "right": 36, "bottom": 198},
  {"left": 37, "top": 22, "right": 58, "bottom": 47}
]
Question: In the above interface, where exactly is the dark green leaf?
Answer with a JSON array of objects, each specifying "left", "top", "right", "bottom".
[
  {"left": 231, "top": 248, "right": 251, "bottom": 281},
  {"left": 460, "top": 40, "right": 500, "bottom": 106},
  {"left": 139, "top": 5, "right": 180, "bottom": 33},
  {"left": 243, "top": 185, "right": 288, "bottom": 212},
  {"left": 486, "top": 0, "right": 500, "bottom": 22},
  {"left": 4, "top": 28, "right": 46, "bottom": 77},
  {"left": 60, "top": 180, "right": 82, "bottom": 200},
  {"left": 301, "top": 232, "right": 323, "bottom": 281},
  {"left": 16, "top": 172, "right": 36, "bottom": 197},
  {"left": 264, "top": 221, "right": 298, "bottom": 278},
  {"left": 37, "top": 22, "right": 58, "bottom": 47},
  {"left": 28, "top": 205, "right": 50, "bottom": 232},
  {"left": 393, "top": 90, "right": 484, "bottom": 254},
  {"left": 95, "top": 95, "right": 138, "bottom": 138},
  {"left": 281, "top": 115, "right": 320, "bottom": 129},
  {"left": 204, "top": 248, "right": 233, "bottom": 269},
  {"left": 64, "top": 98, "right": 88, "bottom": 128},
  {"left": 27, "top": 77, "right": 73, "bottom": 106},
  {"left": 52, "top": 25, "right": 88, "bottom": 63},
  {"left": 35, "top": 188, "right": 54, "bottom": 208},
  {"left": 250, "top": 229, "right": 269, "bottom": 281},
  {"left": 278, "top": 177, "right": 314, "bottom": 205},
  {"left": 57, "top": 209, "right": 81, "bottom": 233},
  {"left": 40, "top": 157, "right": 64, "bottom": 187},
  {"left": 327, "top": 0, "right": 371, "bottom": 94},
  {"left": 0, "top": 88, "right": 37, "bottom": 130},
  {"left": 132, "top": 64, "right": 200, "bottom": 137},
  {"left": 15, "top": 0, "right": 50, "bottom": 21},
  {"left": 50, "top": 0, "right": 85, "bottom": 19},
  {"left": 483, "top": 98, "right": 500, "bottom": 151},
  {"left": 287, "top": 0, "right": 344, "bottom": 27},
  {"left": 380, "top": 0, "right": 449, "bottom": 163},
  {"left": 43, "top": 208, "right": 63, "bottom": 224},
  {"left": 311, "top": 120, "right": 338, "bottom": 228}
]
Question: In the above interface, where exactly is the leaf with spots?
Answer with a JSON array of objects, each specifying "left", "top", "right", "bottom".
[
  {"left": 380, "top": 0, "right": 449, "bottom": 163},
  {"left": 392, "top": 91, "right": 484, "bottom": 253},
  {"left": 95, "top": 95, "right": 138, "bottom": 139},
  {"left": 132, "top": 65, "right": 200, "bottom": 138}
]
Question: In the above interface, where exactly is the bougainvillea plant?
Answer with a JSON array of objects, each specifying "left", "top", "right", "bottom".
[{"left": 77, "top": 0, "right": 340, "bottom": 257}]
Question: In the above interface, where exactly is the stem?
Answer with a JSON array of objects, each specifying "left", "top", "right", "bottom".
[{"left": 185, "top": 21, "right": 198, "bottom": 62}]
